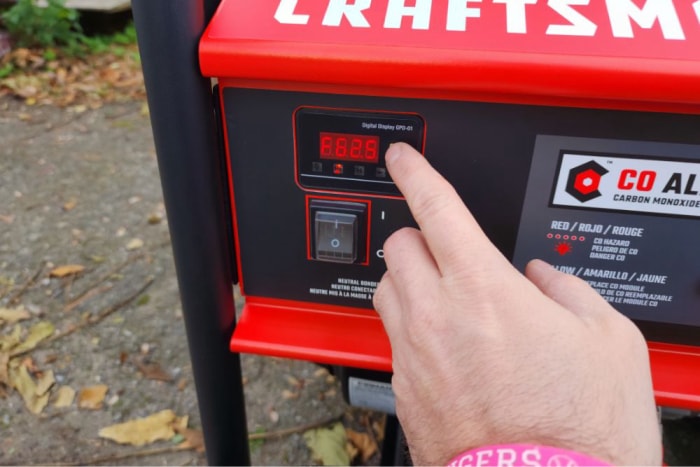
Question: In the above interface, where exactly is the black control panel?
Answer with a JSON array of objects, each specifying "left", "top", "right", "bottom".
[{"left": 223, "top": 87, "right": 700, "bottom": 346}]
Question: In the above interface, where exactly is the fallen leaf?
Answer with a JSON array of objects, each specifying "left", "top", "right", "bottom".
[
  {"left": 268, "top": 408, "right": 279, "bottom": 424},
  {"left": 49, "top": 264, "right": 84, "bottom": 278},
  {"left": 286, "top": 375, "right": 302, "bottom": 388},
  {"left": 53, "top": 385, "right": 76, "bottom": 408},
  {"left": 20, "top": 356, "right": 39, "bottom": 373},
  {"left": 345, "top": 441, "right": 359, "bottom": 462},
  {"left": 126, "top": 238, "right": 144, "bottom": 251},
  {"left": 0, "top": 325, "right": 22, "bottom": 352},
  {"left": 11, "top": 321, "right": 54, "bottom": 355},
  {"left": 147, "top": 212, "right": 163, "bottom": 224},
  {"left": 314, "top": 367, "right": 330, "bottom": 378},
  {"left": 35, "top": 370, "right": 55, "bottom": 396},
  {"left": 177, "top": 378, "right": 188, "bottom": 391},
  {"left": 0, "top": 352, "right": 8, "bottom": 386},
  {"left": 174, "top": 426, "right": 205, "bottom": 453},
  {"left": 78, "top": 384, "right": 108, "bottom": 410},
  {"left": 99, "top": 409, "right": 178, "bottom": 446},
  {"left": 373, "top": 418, "right": 386, "bottom": 443},
  {"left": 346, "top": 428, "right": 378, "bottom": 462},
  {"left": 173, "top": 415, "right": 188, "bottom": 432},
  {"left": 0, "top": 214, "right": 15, "bottom": 224},
  {"left": 303, "top": 422, "right": 350, "bottom": 466},
  {"left": 8, "top": 364, "right": 49, "bottom": 414},
  {"left": 281, "top": 389, "right": 299, "bottom": 400},
  {"left": 134, "top": 358, "right": 172, "bottom": 382},
  {"left": 0, "top": 307, "right": 30, "bottom": 324},
  {"left": 62, "top": 198, "right": 78, "bottom": 211}
]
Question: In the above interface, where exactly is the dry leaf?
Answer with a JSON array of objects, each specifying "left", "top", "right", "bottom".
[
  {"left": 281, "top": 389, "right": 299, "bottom": 400},
  {"left": 0, "top": 325, "right": 22, "bottom": 352},
  {"left": 134, "top": 357, "right": 172, "bottom": 382},
  {"left": 345, "top": 441, "right": 359, "bottom": 462},
  {"left": 0, "top": 306, "right": 30, "bottom": 324},
  {"left": 99, "top": 409, "right": 178, "bottom": 446},
  {"left": 147, "top": 212, "right": 163, "bottom": 224},
  {"left": 286, "top": 375, "right": 302, "bottom": 388},
  {"left": 12, "top": 321, "right": 55, "bottom": 355},
  {"left": 78, "top": 384, "right": 108, "bottom": 409},
  {"left": 314, "top": 367, "right": 330, "bottom": 378},
  {"left": 173, "top": 415, "right": 188, "bottom": 432},
  {"left": 35, "top": 370, "right": 55, "bottom": 396},
  {"left": 8, "top": 363, "right": 49, "bottom": 414},
  {"left": 175, "top": 427, "right": 205, "bottom": 453},
  {"left": 126, "top": 238, "right": 144, "bottom": 251},
  {"left": 177, "top": 378, "right": 187, "bottom": 391},
  {"left": 49, "top": 264, "right": 84, "bottom": 278},
  {"left": 346, "top": 429, "right": 378, "bottom": 462},
  {"left": 62, "top": 198, "right": 78, "bottom": 211},
  {"left": 268, "top": 408, "right": 280, "bottom": 424},
  {"left": 372, "top": 418, "right": 386, "bottom": 443},
  {"left": 53, "top": 385, "right": 76, "bottom": 408},
  {"left": 0, "top": 352, "right": 8, "bottom": 386},
  {"left": 303, "top": 422, "right": 350, "bottom": 466}
]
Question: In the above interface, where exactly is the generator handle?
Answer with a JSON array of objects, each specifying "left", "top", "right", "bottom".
[{"left": 131, "top": 0, "right": 251, "bottom": 464}]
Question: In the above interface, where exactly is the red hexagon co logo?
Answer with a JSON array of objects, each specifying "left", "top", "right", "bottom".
[{"left": 565, "top": 161, "right": 609, "bottom": 202}]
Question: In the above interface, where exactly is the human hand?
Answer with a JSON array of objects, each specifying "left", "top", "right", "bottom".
[{"left": 373, "top": 143, "right": 661, "bottom": 466}]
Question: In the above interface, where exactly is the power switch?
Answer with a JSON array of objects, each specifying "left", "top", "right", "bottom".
[
  {"left": 309, "top": 199, "right": 368, "bottom": 264},
  {"left": 315, "top": 212, "right": 357, "bottom": 263}
]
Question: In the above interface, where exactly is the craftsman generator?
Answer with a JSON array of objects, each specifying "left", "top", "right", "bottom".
[{"left": 133, "top": 0, "right": 700, "bottom": 464}]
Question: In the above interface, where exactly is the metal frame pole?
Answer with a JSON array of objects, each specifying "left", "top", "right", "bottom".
[{"left": 131, "top": 0, "right": 250, "bottom": 464}]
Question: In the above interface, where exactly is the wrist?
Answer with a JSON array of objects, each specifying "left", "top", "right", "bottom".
[{"left": 447, "top": 444, "right": 610, "bottom": 466}]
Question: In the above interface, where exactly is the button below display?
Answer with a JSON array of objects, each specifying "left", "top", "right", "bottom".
[{"left": 315, "top": 212, "right": 357, "bottom": 263}]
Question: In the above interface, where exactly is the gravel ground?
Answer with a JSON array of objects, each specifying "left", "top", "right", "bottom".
[{"left": 0, "top": 97, "right": 381, "bottom": 466}]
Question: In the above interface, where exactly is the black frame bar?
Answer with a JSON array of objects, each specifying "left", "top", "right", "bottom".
[{"left": 131, "top": 0, "right": 251, "bottom": 464}]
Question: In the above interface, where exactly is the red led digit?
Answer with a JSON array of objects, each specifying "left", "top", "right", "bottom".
[
  {"left": 336, "top": 137, "right": 347, "bottom": 158},
  {"left": 365, "top": 138, "right": 378, "bottom": 162},
  {"left": 320, "top": 135, "right": 332, "bottom": 157},
  {"left": 319, "top": 132, "right": 380, "bottom": 164},
  {"left": 350, "top": 138, "right": 362, "bottom": 159}
]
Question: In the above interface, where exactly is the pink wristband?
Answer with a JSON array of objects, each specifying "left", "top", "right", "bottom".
[{"left": 447, "top": 444, "right": 610, "bottom": 466}]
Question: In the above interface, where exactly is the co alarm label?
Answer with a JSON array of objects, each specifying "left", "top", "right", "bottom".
[{"left": 552, "top": 153, "right": 700, "bottom": 218}]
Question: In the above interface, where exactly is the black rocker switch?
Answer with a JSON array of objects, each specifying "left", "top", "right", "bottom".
[{"left": 309, "top": 199, "right": 368, "bottom": 264}]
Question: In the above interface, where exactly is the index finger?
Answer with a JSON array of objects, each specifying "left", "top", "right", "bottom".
[{"left": 385, "top": 143, "right": 505, "bottom": 276}]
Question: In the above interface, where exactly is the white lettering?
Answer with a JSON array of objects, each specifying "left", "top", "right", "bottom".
[
  {"left": 475, "top": 449, "right": 493, "bottom": 466},
  {"left": 522, "top": 448, "right": 542, "bottom": 467},
  {"left": 496, "top": 448, "right": 518, "bottom": 467},
  {"left": 494, "top": 0, "right": 537, "bottom": 33},
  {"left": 322, "top": 0, "right": 371, "bottom": 27},
  {"left": 274, "top": 0, "right": 309, "bottom": 25},
  {"left": 385, "top": 0, "right": 432, "bottom": 30},
  {"left": 695, "top": 0, "right": 700, "bottom": 25},
  {"left": 447, "top": 0, "right": 482, "bottom": 31},
  {"left": 547, "top": 0, "right": 597, "bottom": 36},
  {"left": 607, "top": 0, "right": 685, "bottom": 40}
]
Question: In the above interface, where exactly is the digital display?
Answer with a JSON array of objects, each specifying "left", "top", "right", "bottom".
[{"left": 320, "top": 132, "right": 379, "bottom": 163}]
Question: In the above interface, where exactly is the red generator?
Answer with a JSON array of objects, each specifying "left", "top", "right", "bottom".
[{"left": 133, "top": 0, "right": 700, "bottom": 464}]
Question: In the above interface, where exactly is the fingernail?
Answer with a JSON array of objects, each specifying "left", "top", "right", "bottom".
[{"left": 385, "top": 143, "right": 402, "bottom": 165}]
